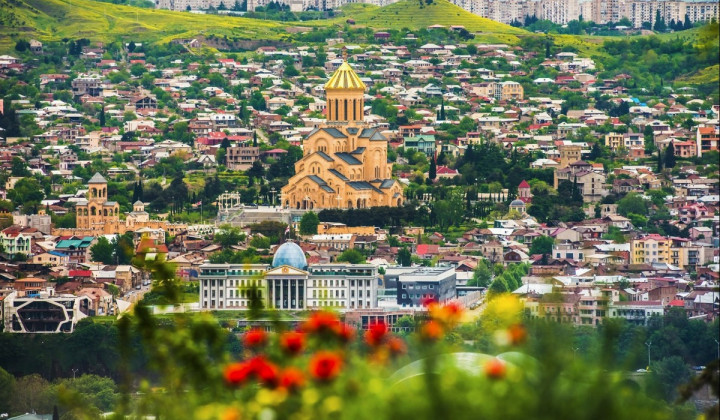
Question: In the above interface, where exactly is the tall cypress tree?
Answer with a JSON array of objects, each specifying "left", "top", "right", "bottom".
[
  {"left": 657, "top": 149, "right": 664, "bottom": 172},
  {"left": 664, "top": 143, "right": 676, "bottom": 168},
  {"left": 253, "top": 130, "right": 258, "bottom": 147},
  {"left": 429, "top": 157, "right": 437, "bottom": 180}
]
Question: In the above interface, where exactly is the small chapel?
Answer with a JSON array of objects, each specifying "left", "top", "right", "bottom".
[{"left": 281, "top": 58, "right": 404, "bottom": 210}]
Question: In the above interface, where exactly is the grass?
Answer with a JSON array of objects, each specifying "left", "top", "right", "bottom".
[
  {"left": 329, "top": 0, "right": 525, "bottom": 36},
  {"left": 0, "top": 0, "right": 288, "bottom": 48},
  {"left": 678, "top": 64, "right": 720, "bottom": 85}
]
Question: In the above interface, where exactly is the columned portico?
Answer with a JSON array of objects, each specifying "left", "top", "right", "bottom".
[{"left": 266, "top": 267, "right": 307, "bottom": 310}]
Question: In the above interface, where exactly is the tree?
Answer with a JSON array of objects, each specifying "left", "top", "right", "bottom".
[
  {"left": 299, "top": 212, "right": 319, "bottom": 235},
  {"left": 336, "top": 248, "right": 365, "bottom": 264},
  {"left": 683, "top": 14, "right": 692, "bottom": 30},
  {"left": 489, "top": 276, "right": 509, "bottom": 294},
  {"left": 653, "top": 10, "right": 666, "bottom": 32},
  {"left": 589, "top": 141, "right": 602, "bottom": 160},
  {"left": 397, "top": 247, "right": 411, "bottom": 266},
  {"left": 253, "top": 130, "right": 258, "bottom": 147},
  {"left": 664, "top": 144, "right": 676, "bottom": 169},
  {"left": 99, "top": 107, "right": 106, "bottom": 127},
  {"left": 428, "top": 157, "right": 437, "bottom": 181},
  {"left": 649, "top": 356, "right": 692, "bottom": 401},
  {"left": 0, "top": 367, "right": 14, "bottom": 415},
  {"left": 90, "top": 237, "right": 114, "bottom": 264},
  {"left": 128, "top": 41, "right": 136, "bottom": 53},
  {"left": 617, "top": 193, "right": 648, "bottom": 217},
  {"left": 470, "top": 259, "right": 493, "bottom": 287},
  {"left": 214, "top": 225, "right": 246, "bottom": 247},
  {"left": 529, "top": 235, "right": 555, "bottom": 256},
  {"left": 15, "top": 39, "right": 31, "bottom": 52},
  {"left": 113, "top": 232, "right": 135, "bottom": 265},
  {"left": 10, "top": 374, "right": 53, "bottom": 415}
]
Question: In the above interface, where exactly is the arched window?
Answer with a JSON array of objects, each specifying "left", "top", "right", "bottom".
[
  {"left": 353, "top": 99, "right": 357, "bottom": 120},
  {"left": 344, "top": 99, "right": 348, "bottom": 120},
  {"left": 334, "top": 99, "right": 339, "bottom": 120}
]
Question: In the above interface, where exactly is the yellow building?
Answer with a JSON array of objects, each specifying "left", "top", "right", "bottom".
[
  {"left": 60, "top": 173, "right": 189, "bottom": 237},
  {"left": 76, "top": 173, "right": 123, "bottom": 234},
  {"left": 281, "top": 60, "right": 403, "bottom": 210},
  {"left": 630, "top": 234, "right": 670, "bottom": 265},
  {"left": 604, "top": 132, "right": 624, "bottom": 151}
]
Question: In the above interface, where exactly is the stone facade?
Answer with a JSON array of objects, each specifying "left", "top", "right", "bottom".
[{"left": 281, "top": 60, "right": 403, "bottom": 210}]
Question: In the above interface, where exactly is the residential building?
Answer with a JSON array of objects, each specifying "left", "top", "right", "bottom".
[
  {"left": 697, "top": 126, "right": 719, "bottom": 157},
  {"left": 226, "top": 145, "right": 260, "bottom": 171},
  {"left": 403, "top": 134, "right": 436, "bottom": 156},
  {"left": 0, "top": 226, "right": 40, "bottom": 258},
  {"left": 630, "top": 234, "right": 671, "bottom": 265},
  {"left": 609, "top": 301, "right": 663, "bottom": 326}
]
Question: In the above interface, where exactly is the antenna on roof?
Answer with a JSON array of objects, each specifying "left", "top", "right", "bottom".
[{"left": 342, "top": 47, "right": 348, "bottom": 62}]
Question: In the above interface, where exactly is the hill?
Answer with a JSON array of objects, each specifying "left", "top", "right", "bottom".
[
  {"left": 0, "top": 0, "right": 287, "bottom": 50},
  {"left": 0, "top": 0, "right": 526, "bottom": 51},
  {"left": 336, "top": 0, "right": 525, "bottom": 38}
]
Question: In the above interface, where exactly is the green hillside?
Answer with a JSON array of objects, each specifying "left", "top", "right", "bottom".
[
  {"left": 0, "top": 0, "right": 287, "bottom": 50},
  {"left": 0, "top": 0, "right": 526, "bottom": 51},
  {"left": 336, "top": 0, "right": 525, "bottom": 37}
]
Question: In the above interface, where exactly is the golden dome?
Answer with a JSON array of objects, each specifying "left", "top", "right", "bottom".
[{"left": 324, "top": 61, "right": 366, "bottom": 91}]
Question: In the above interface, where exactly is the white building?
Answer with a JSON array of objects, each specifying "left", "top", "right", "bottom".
[{"left": 198, "top": 242, "right": 379, "bottom": 310}]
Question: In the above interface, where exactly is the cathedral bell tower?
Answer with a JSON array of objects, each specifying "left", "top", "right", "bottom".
[{"left": 324, "top": 51, "right": 366, "bottom": 123}]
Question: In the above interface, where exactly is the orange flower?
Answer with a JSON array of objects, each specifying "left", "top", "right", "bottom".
[
  {"left": 224, "top": 362, "right": 253, "bottom": 386},
  {"left": 279, "top": 367, "right": 305, "bottom": 392},
  {"left": 335, "top": 323, "right": 355, "bottom": 344},
  {"left": 302, "top": 311, "right": 340, "bottom": 334},
  {"left": 420, "top": 320, "right": 444, "bottom": 342},
  {"left": 243, "top": 328, "right": 267, "bottom": 348},
  {"left": 364, "top": 321, "right": 388, "bottom": 347},
  {"left": 309, "top": 351, "right": 343, "bottom": 382},
  {"left": 484, "top": 358, "right": 507, "bottom": 380},
  {"left": 387, "top": 336, "right": 407, "bottom": 356},
  {"left": 280, "top": 331, "right": 305, "bottom": 355},
  {"left": 508, "top": 324, "right": 527, "bottom": 345},
  {"left": 429, "top": 301, "right": 463, "bottom": 326}
]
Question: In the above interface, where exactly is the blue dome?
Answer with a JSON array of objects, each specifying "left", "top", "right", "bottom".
[{"left": 272, "top": 242, "right": 308, "bottom": 270}]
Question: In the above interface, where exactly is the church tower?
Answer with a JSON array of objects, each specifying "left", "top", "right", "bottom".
[{"left": 324, "top": 60, "right": 366, "bottom": 123}]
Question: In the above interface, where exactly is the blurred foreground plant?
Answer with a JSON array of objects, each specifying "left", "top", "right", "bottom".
[{"left": 96, "top": 259, "right": 709, "bottom": 420}]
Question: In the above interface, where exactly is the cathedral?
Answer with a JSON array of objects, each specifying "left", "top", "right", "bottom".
[{"left": 281, "top": 60, "right": 404, "bottom": 210}]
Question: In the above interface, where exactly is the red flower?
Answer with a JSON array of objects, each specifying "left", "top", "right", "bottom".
[
  {"left": 223, "top": 362, "right": 253, "bottom": 386},
  {"left": 364, "top": 321, "right": 388, "bottom": 347},
  {"left": 484, "top": 358, "right": 507, "bottom": 380},
  {"left": 420, "top": 320, "right": 444, "bottom": 342},
  {"left": 387, "top": 336, "right": 407, "bottom": 356},
  {"left": 223, "top": 356, "right": 279, "bottom": 388},
  {"left": 248, "top": 356, "right": 279, "bottom": 387},
  {"left": 280, "top": 331, "right": 305, "bottom": 355},
  {"left": 309, "top": 351, "right": 343, "bottom": 382},
  {"left": 302, "top": 311, "right": 340, "bottom": 334},
  {"left": 508, "top": 324, "right": 527, "bottom": 345},
  {"left": 335, "top": 323, "right": 355, "bottom": 344},
  {"left": 279, "top": 367, "right": 305, "bottom": 391},
  {"left": 243, "top": 328, "right": 267, "bottom": 348}
]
